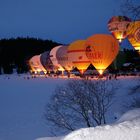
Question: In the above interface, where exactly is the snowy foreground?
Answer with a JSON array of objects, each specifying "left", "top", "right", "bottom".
[
  {"left": 0, "top": 74, "right": 140, "bottom": 140},
  {"left": 37, "top": 109, "right": 140, "bottom": 140}
]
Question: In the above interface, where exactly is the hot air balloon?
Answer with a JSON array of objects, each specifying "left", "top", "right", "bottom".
[
  {"left": 85, "top": 34, "right": 119, "bottom": 75},
  {"left": 50, "top": 46, "right": 65, "bottom": 72},
  {"left": 40, "top": 51, "right": 57, "bottom": 73},
  {"left": 108, "top": 16, "right": 131, "bottom": 43},
  {"left": 56, "top": 46, "right": 74, "bottom": 72},
  {"left": 29, "top": 55, "right": 47, "bottom": 74},
  {"left": 127, "top": 20, "right": 140, "bottom": 53},
  {"left": 68, "top": 40, "right": 90, "bottom": 74}
]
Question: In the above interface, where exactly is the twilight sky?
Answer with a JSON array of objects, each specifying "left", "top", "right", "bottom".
[{"left": 0, "top": 0, "right": 124, "bottom": 44}]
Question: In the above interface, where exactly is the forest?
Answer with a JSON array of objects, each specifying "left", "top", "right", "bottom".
[{"left": 0, "top": 37, "right": 61, "bottom": 74}]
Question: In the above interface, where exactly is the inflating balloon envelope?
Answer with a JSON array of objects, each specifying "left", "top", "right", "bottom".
[
  {"left": 85, "top": 34, "right": 119, "bottom": 75},
  {"left": 108, "top": 16, "right": 131, "bottom": 43},
  {"left": 56, "top": 46, "right": 74, "bottom": 72},
  {"left": 68, "top": 40, "right": 90, "bottom": 74},
  {"left": 50, "top": 46, "right": 65, "bottom": 72},
  {"left": 127, "top": 20, "right": 140, "bottom": 54}
]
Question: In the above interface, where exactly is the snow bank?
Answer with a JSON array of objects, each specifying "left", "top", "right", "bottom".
[
  {"left": 35, "top": 109, "right": 140, "bottom": 140},
  {"left": 117, "top": 108, "right": 140, "bottom": 123},
  {"left": 63, "top": 108, "right": 140, "bottom": 140}
]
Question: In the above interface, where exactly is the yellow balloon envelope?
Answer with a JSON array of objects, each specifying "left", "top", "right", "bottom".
[
  {"left": 85, "top": 34, "right": 119, "bottom": 75},
  {"left": 127, "top": 20, "right": 140, "bottom": 53},
  {"left": 68, "top": 40, "right": 90, "bottom": 74},
  {"left": 108, "top": 16, "right": 131, "bottom": 43}
]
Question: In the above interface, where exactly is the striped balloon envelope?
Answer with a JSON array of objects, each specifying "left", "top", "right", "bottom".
[
  {"left": 108, "top": 16, "right": 131, "bottom": 43},
  {"left": 68, "top": 40, "right": 90, "bottom": 74},
  {"left": 127, "top": 20, "right": 140, "bottom": 54}
]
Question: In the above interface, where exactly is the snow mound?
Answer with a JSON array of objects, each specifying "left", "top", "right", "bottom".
[
  {"left": 117, "top": 108, "right": 140, "bottom": 123},
  {"left": 63, "top": 108, "right": 140, "bottom": 140}
]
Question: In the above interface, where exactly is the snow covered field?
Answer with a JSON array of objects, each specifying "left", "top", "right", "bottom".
[
  {"left": 0, "top": 74, "right": 68, "bottom": 140},
  {"left": 0, "top": 74, "right": 140, "bottom": 140}
]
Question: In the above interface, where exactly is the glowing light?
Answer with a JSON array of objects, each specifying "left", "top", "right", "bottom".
[
  {"left": 37, "top": 69, "right": 41, "bottom": 72},
  {"left": 116, "top": 34, "right": 123, "bottom": 43},
  {"left": 58, "top": 68, "right": 65, "bottom": 71},
  {"left": 118, "top": 38, "right": 122, "bottom": 43},
  {"left": 98, "top": 69, "right": 104, "bottom": 75},
  {"left": 135, "top": 46, "right": 140, "bottom": 54},
  {"left": 44, "top": 71, "right": 47, "bottom": 74},
  {"left": 79, "top": 69, "right": 85, "bottom": 74}
]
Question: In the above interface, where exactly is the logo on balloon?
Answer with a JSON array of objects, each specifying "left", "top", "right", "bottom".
[{"left": 86, "top": 46, "right": 103, "bottom": 60}]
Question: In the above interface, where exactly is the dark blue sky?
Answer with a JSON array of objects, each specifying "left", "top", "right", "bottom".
[{"left": 0, "top": 0, "right": 124, "bottom": 44}]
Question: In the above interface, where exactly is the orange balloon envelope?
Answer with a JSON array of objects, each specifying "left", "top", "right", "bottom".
[
  {"left": 108, "top": 16, "right": 131, "bottom": 43},
  {"left": 56, "top": 46, "right": 74, "bottom": 71},
  {"left": 85, "top": 34, "right": 119, "bottom": 75},
  {"left": 68, "top": 40, "right": 90, "bottom": 74},
  {"left": 127, "top": 20, "right": 140, "bottom": 53}
]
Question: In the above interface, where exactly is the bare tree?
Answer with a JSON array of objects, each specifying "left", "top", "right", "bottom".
[
  {"left": 44, "top": 79, "right": 116, "bottom": 135},
  {"left": 121, "top": 0, "right": 140, "bottom": 20}
]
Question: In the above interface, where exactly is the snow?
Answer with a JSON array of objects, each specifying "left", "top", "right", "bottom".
[
  {"left": 123, "top": 63, "right": 132, "bottom": 67},
  {"left": 63, "top": 108, "right": 140, "bottom": 140},
  {"left": 36, "top": 108, "right": 140, "bottom": 140},
  {"left": 0, "top": 74, "right": 67, "bottom": 140},
  {"left": 0, "top": 74, "right": 140, "bottom": 140},
  {"left": 117, "top": 108, "right": 140, "bottom": 123}
]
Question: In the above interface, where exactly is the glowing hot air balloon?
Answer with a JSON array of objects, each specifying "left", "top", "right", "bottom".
[
  {"left": 85, "top": 34, "right": 119, "bottom": 75},
  {"left": 56, "top": 46, "right": 74, "bottom": 72},
  {"left": 127, "top": 20, "right": 140, "bottom": 54},
  {"left": 68, "top": 40, "right": 90, "bottom": 74},
  {"left": 29, "top": 55, "right": 47, "bottom": 74},
  {"left": 40, "top": 51, "right": 57, "bottom": 73},
  {"left": 108, "top": 16, "right": 131, "bottom": 43},
  {"left": 50, "top": 46, "right": 65, "bottom": 72}
]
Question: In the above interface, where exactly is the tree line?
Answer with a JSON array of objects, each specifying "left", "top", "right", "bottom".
[{"left": 0, "top": 37, "right": 60, "bottom": 74}]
